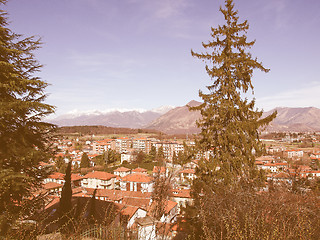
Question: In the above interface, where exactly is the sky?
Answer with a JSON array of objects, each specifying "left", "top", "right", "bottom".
[{"left": 4, "top": 0, "right": 320, "bottom": 117}]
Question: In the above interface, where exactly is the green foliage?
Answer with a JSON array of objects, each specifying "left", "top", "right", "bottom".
[
  {"left": 94, "top": 150, "right": 120, "bottom": 167},
  {"left": 190, "top": 0, "right": 276, "bottom": 190},
  {"left": 184, "top": 1, "right": 279, "bottom": 238},
  {"left": 80, "top": 152, "right": 90, "bottom": 168},
  {"left": 151, "top": 171, "right": 173, "bottom": 221},
  {"left": 0, "top": 0, "right": 55, "bottom": 234},
  {"left": 134, "top": 150, "right": 146, "bottom": 164},
  {"left": 181, "top": 188, "right": 320, "bottom": 240},
  {"left": 55, "top": 156, "right": 67, "bottom": 173},
  {"left": 157, "top": 146, "right": 165, "bottom": 160},
  {"left": 176, "top": 142, "right": 196, "bottom": 166},
  {"left": 148, "top": 145, "right": 157, "bottom": 162},
  {"left": 156, "top": 146, "right": 165, "bottom": 166}
]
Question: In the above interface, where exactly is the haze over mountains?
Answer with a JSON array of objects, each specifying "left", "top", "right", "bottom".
[
  {"left": 49, "top": 101, "right": 320, "bottom": 134},
  {"left": 49, "top": 106, "right": 174, "bottom": 129}
]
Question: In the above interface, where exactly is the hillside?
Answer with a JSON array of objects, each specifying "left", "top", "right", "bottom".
[
  {"left": 262, "top": 107, "right": 320, "bottom": 132},
  {"left": 145, "top": 100, "right": 202, "bottom": 134},
  {"left": 146, "top": 103, "right": 320, "bottom": 134}
]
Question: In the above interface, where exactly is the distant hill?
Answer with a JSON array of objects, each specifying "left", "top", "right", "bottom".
[
  {"left": 49, "top": 106, "right": 174, "bottom": 128},
  {"left": 146, "top": 102, "right": 320, "bottom": 134},
  {"left": 50, "top": 102, "right": 320, "bottom": 134},
  {"left": 262, "top": 107, "right": 320, "bottom": 132},
  {"left": 145, "top": 100, "right": 202, "bottom": 134}
]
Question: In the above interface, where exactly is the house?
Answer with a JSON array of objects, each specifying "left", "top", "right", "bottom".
[
  {"left": 134, "top": 216, "right": 156, "bottom": 240},
  {"left": 43, "top": 172, "right": 65, "bottom": 185},
  {"left": 132, "top": 167, "right": 148, "bottom": 174},
  {"left": 71, "top": 173, "right": 83, "bottom": 187},
  {"left": 119, "top": 205, "right": 148, "bottom": 229},
  {"left": 270, "top": 172, "right": 292, "bottom": 184},
  {"left": 132, "top": 138, "right": 152, "bottom": 154},
  {"left": 114, "top": 167, "right": 131, "bottom": 178},
  {"left": 179, "top": 169, "right": 196, "bottom": 182},
  {"left": 306, "top": 170, "right": 320, "bottom": 179},
  {"left": 258, "top": 162, "right": 288, "bottom": 173},
  {"left": 120, "top": 173, "right": 153, "bottom": 193},
  {"left": 147, "top": 199, "right": 178, "bottom": 223},
  {"left": 286, "top": 149, "right": 304, "bottom": 159},
  {"left": 169, "top": 189, "right": 192, "bottom": 210},
  {"left": 121, "top": 151, "right": 136, "bottom": 164},
  {"left": 255, "top": 156, "right": 274, "bottom": 164},
  {"left": 81, "top": 171, "right": 116, "bottom": 189},
  {"left": 92, "top": 139, "right": 113, "bottom": 154},
  {"left": 43, "top": 182, "right": 63, "bottom": 196},
  {"left": 89, "top": 189, "right": 152, "bottom": 210},
  {"left": 115, "top": 137, "right": 132, "bottom": 153},
  {"left": 161, "top": 200, "right": 178, "bottom": 223}
]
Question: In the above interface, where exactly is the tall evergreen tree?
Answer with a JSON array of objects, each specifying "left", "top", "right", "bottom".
[
  {"left": 80, "top": 152, "right": 90, "bottom": 168},
  {"left": 58, "top": 162, "right": 72, "bottom": 230},
  {"left": 191, "top": 0, "right": 276, "bottom": 190},
  {"left": 148, "top": 145, "right": 157, "bottom": 162},
  {"left": 59, "top": 162, "right": 72, "bottom": 214},
  {"left": 0, "top": 0, "right": 55, "bottom": 233}
]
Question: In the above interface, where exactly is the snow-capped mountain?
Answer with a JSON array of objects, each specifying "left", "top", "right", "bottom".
[{"left": 48, "top": 106, "right": 174, "bottom": 128}]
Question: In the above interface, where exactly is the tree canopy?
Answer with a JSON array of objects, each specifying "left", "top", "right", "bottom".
[
  {"left": 80, "top": 152, "right": 90, "bottom": 168},
  {"left": 0, "top": 0, "right": 55, "bottom": 233},
  {"left": 191, "top": 0, "right": 276, "bottom": 190}
]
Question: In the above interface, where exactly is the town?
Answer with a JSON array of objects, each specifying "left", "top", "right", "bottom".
[
  {"left": 37, "top": 131, "right": 320, "bottom": 239},
  {"left": 2, "top": 0, "right": 320, "bottom": 238}
]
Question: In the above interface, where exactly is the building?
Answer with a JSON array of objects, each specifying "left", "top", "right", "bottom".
[
  {"left": 81, "top": 171, "right": 116, "bottom": 189},
  {"left": 120, "top": 173, "right": 153, "bottom": 193}
]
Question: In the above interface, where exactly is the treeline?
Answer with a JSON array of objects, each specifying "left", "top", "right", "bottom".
[
  {"left": 56, "top": 125, "right": 195, "bottom": 140},
  {"left": 56, "top": 125, "right": 160, "bottom": 135}
]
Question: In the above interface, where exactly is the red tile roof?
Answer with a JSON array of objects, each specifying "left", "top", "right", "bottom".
[
  {"left": 43, "top": 182, "right": 62, "bottom": 190},
  {"left": 114, "top": 167, "right": 131, "bottom": 172},
  {"left": 83, "top": 171, "right": 116, "bottom": 181},
  {"left": 180, "top": 169, "right": 195, "bottom": 174},
  {"left": 48, "top": 172, "right": 65, "bottom": 180},
  {"left": 132, "top": 167, "right": 147, "bottom": 173},
  {"left": 165, "top": 200, "right": 178, "bottom": 213},
  {"left": 122, "top": 173, "right": 152, "bottom": 183},
  {"left": 273, "top": 172, "right": 290, "bottom": 179},
  {"left": 170, "top": 189, "right": 191, "bottom": 198},
  {"left": 120, "top": 205, "right": 139, "bottom": 219},
  {"left": 122, "top": 197, "right": 150, "bottom": 210},
  {"left": 71, "top": 173, "right": 83, "bottom": 181},
  {"left": 93, "top": 188, "right": 152, "bottom": 200}
]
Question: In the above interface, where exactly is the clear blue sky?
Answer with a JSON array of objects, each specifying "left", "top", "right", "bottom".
[{"left": 4, "top": 0, "right": 320, "bottom": 116}]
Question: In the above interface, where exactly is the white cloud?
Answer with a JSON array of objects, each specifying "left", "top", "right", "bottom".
[{"left": 256, "top": 82, "right": 320, "bottom": 111}]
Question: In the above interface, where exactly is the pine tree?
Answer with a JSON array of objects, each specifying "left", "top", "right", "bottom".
[
  {"left": 156, "top": 146, "right": 165, "bottom": 166},
  {"left": 0, "top": 0, "right": 55, "bottom": 233},
  {"left": 149, "top": 145, "right": 157, "bottom": 161},
  {"left": 87, "top": 188, "right": 97, "bottom": 225},
  {"left": 191, "top": 0, "right": 276, "bottom": 190},
  {"left": 181, "top": 1, "right": 277, "bottom": 238},
  {"left": 80, "top": 152, "right": 90, "bottom": 168}
]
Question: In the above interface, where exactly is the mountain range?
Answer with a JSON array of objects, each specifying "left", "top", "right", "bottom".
[
  {"left": 48, "top": 106, "right": 174, "bottom": 129},
  {"left": 49, "top": 101, "right": 320, "bottom": 134}
]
